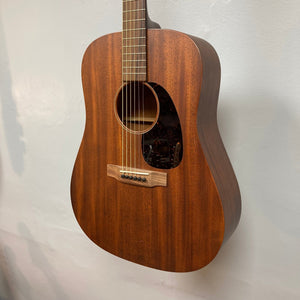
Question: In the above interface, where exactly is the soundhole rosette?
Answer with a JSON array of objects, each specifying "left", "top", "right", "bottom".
[{"left": 114, "top": 82, "right": 160, "bottom": 134}]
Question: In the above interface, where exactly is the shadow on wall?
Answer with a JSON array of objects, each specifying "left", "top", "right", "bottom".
[
  {"left": 0, "top": 223, "right": 69, "bottom": 300},
  {"left": 0, "top": 245, "right": 18, "bottom": 300},
  {"left": 0, "top": 13, "right": 25, "bottom": 175},
  {"left": 17, "top": 223, "right": 69, "bottom": 300}
]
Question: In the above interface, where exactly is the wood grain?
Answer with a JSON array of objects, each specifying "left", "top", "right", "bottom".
[{"left": 71, "top": 29, "right": 241, "bottom": 272}]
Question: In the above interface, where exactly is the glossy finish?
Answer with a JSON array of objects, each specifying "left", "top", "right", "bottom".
[{"left": 71, "top": 29, "right": 241, "bottom": 272}]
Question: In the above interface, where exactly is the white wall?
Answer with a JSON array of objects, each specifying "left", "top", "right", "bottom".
[{"left": 0, "top": 0, "right": 299, "bottom": 299}]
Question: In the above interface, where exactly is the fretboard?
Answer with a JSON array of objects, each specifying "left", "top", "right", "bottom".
[{"left": 123, "top": 0, "right": 147, "bottom": 82}]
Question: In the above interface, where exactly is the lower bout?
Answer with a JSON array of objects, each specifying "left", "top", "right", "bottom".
[{"left": 91, "top": 176, "right": 225, "bottom": 271}]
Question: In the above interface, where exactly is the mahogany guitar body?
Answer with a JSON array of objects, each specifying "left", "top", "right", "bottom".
[{"left": 71, "top": 29, "right": 241, "bottom": 272}]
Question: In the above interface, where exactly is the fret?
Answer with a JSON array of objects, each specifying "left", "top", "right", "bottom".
[
  {"left": 123, "top": 18, "right": 145, "bottom": 23},
  {"left": 123, "top": 59, "right": 146, "bottom": 62},
  {"left": 123, "top": 8, "right": 145, "bottom": 13},
  {"left": 123, "top": 45, "right": 146, "bottom": 48},
  {"left": 123, "top": 52, "right": 146, "bottom": 55},
  {"left": 123, "top": 37, "right": 146, "bottom": 40},
  {"left": 123, "top": 66, "right": 146, "bottom": 69},
  {"left": 123, "top": 72, "right": 147, "bottom": 75},
  {"left": 123, "top": 28, "right": 146, "bottom": 31},
  {"left": 123, "top": 35, "right": 146, "bottom": 39}
]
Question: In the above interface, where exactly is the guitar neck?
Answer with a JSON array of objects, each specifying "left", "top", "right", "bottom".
[{"left": 123, "top": 0, "right": 147, "bottom": 82}]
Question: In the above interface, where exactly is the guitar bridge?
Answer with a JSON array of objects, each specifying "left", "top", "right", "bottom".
[{"left": 107, "top": 164, "right": 167, "bottom": 188}]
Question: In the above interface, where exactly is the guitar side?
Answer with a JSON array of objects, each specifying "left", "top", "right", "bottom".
[
  {"left": 71, "top": 29, "right": 241, "bottom": 272},
  {"left": 190, "top": 35, "right": 241, "bottom": 243}
]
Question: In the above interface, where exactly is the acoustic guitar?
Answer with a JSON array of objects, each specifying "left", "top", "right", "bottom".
[{"left": 71, "top": 0, "right": 241, "bottom": 272}]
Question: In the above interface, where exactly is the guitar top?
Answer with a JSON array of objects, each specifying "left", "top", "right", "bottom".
[{"left": 71, "top": 0, "right": 241, "bottom": 272}]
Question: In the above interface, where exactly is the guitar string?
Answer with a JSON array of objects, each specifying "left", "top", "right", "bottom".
[
  {"left": 130, "top": 0, "right": 133, "bottom": 174},
  {"left": 142, "top": 0, "right": 146, "bottom": 170},
  {"left": 125, "top": 1, "right": 129, "bottom": 174},
  {"left": 137, "top": 0, "right": 143, "bottom": 171},
  {"left": 137, "top": 1, "right": 140, "bottom": 171},
  {"left": 138, "top": 0, "right": 142, "bottom": 171},
  {"left": 123, "top": 0, "right": 145, "bottom": 175},
  {"left": 142, "top": 0, "right": 145, "bottom": 164},
  {"left": 126, "top": 0, "right": 132, "bottom": 175},
  {"left": 122, "top": 0, "right": 126, "bottom": 173},
  {"left": 133, "top": 0, "right": 138, "bottom": 173},
  {"left": 144, "top": 0, "right": 146, "bottom": 162},
  {"left": 122, "top": 0, "right": 124, "bottom": 173},
  {"left": 126, "top": 0, "right": 132, "bottom": 174},
  {"left": 134, "top": 73, "right": 136, "bottom": 172},
  {"left": 133, "top": 0, "right": 136, "bottom": 173}
]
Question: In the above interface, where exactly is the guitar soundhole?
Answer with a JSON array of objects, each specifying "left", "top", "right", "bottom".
[
  {"left": 115, "top": 82, "right": 159, "bottom": 133},
  {"left": 142, "top": 83, "right": 183, "bottom": 169}
]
